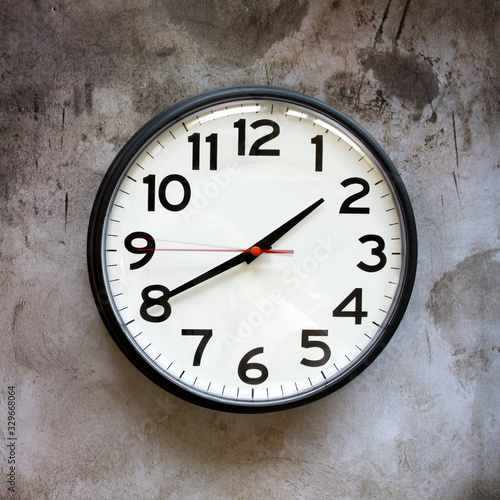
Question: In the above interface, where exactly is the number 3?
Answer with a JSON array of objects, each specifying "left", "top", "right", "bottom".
[{"left": 357, "top": 235, "right": 387, "bottom": 272}]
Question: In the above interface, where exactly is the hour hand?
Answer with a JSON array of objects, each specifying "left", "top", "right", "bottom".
[{"left": 247, "top": 198, "right": 324, "bottom": 261}]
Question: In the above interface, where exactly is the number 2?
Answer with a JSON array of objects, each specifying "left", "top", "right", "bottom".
[{"left": 339, "top": 178, "right": 370, "bottom": 214}]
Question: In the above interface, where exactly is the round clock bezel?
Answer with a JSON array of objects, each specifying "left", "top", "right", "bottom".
[{"left": 87, "top": 85, "right": 417, "bottom": 413}]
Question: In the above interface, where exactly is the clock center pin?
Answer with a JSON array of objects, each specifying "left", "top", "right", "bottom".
[{"left": 250, "top": 246, "right": 262, "bottom": 257}]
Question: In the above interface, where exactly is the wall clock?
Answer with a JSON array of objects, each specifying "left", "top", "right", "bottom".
[{"left": 87, "top": 86, "right": 417, "bottom": 413}]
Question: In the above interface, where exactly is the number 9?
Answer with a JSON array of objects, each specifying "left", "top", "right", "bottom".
[{"left": 124, "top": 231, "right": 156, "bottom": 270}]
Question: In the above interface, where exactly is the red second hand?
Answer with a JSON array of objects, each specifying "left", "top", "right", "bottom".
[{"left": 144, "top": 246, "right": 293, "bottom": 255}]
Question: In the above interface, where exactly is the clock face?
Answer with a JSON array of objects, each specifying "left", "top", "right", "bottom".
[{"left": 87, "top": 86, "right": 417, "bottom": 413}]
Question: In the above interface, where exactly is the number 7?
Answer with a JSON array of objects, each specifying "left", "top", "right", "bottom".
[{"left": 181, "top": 329, "right": 213, "bottom": 366}]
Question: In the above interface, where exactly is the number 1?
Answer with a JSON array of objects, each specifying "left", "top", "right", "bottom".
[{"left": 311, "top": 135, "right": 323, "bottom": 171}]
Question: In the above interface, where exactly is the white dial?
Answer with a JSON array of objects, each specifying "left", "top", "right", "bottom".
[{"left": 88, "top": 87, "right": 417, "bottom": 412}]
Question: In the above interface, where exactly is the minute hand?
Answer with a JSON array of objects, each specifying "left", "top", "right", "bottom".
[{"left": 169, "top": 198, "right": 324, "bottom": 298}]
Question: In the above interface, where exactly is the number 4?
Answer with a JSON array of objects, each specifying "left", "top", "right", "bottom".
[{"left": 332, "top": 288, "right": 368, "bottom": 324}]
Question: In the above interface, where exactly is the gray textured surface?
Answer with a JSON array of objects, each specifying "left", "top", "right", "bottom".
[{"left": 1, "top": 0, "right": 499, "bottom": 498}]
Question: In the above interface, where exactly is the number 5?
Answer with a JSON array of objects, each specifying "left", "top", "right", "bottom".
[{"left": 300, "top": 330, "right": 331, "bottom": 367}]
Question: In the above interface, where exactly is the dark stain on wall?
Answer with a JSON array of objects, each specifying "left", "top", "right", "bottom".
[
  {"left": 359, "top": 48, "right": 440, "bottom": 109},
  {"left": 324, "top": 71, "right": 390, "bottom": 121},
  {"left": 427, "top": 250, "right": 500, "bottom": 385},
  {"left": 427, "top": 250, "right": 500, "bottom": 333},
  {"left": 158, "top": 0, "right": 309, "bottom": 62}
]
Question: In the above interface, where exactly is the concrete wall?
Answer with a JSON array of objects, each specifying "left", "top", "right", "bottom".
[{"left": 1, "top": 0, "right": 498, "bottom": 498}]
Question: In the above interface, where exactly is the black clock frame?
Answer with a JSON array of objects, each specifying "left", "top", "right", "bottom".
[{"left": 87, "top": 85, "right": 417, "bottom": 413}]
